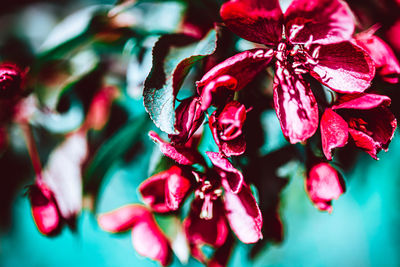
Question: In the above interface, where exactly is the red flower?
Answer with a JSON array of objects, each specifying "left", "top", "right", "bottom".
[
  {"left": 209, "top": 101, "right": 247, "bottom": 157},
  {"left": 306, "top": 162, "right": 345, "bottom": 212},
  {"left": 320, "top": 93, "right": 397, "bottom": 160},
  {"left": 28, "top": 181, "right": 61, "bottom": 236},
  {"left": 139, "top": 165, "right": 192, "bottom": 213},
  {"left": 0, "top": 63, "right": 25, "bottom": 99},
  {"left": 354, "top": 28, "right": 400, "bottom": 84},
  {"left": 98, "top": 205, "right": 172, "bottom": 266},
  {"left": 138, "top": 152, "right": 262, "bottom": 254},
  {"left": 197, "top": 0, "right": 375, "bottom": 144}
]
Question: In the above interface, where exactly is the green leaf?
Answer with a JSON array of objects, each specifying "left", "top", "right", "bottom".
[
  {"left": 143, "top": 29, "right": 218, "bottom": 134},
  {"left": 83, "top": 115, "right": 149, "bottom": 194}
]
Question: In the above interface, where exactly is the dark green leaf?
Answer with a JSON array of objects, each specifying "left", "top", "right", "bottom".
[
  {"left": 143, "top": 29, "right": 218, "bottom": 134},
  {"left": 83, "top": 115, "right": 149, "bottom": 194}
]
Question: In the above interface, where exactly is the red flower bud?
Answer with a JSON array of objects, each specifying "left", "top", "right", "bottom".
[
  {"left": 28, "top": 181, "right": 61, "bottom": 236},
  {"left": 209, "top": 101, "right": 247, "bottom": 157},
  {"left": 169, "top": 96, "right": 204, "bottom": 145},
  {"left": 0, "top": 63, "right": 25, "bottom": 99},
  {"left": 306, "top": 163, "right": 345, "bottom": 213}
]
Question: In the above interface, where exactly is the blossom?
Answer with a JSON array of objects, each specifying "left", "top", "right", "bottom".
[
  {"left": 139, "top": 151, "right": 262, "bottom": 248},
  {"left": 139, "top": 165, "right": 192, "bottom": 213},
  {"left": 320, "top": 93, "right": 397, "bottom": 160},
  {"left": 0, "top": 63, "right": 25, "bottom": 99},
  {"left": 28, "top": 180, "right": 61, "bottom": 236},
  {"left": 197, "top": 0, "right": 375, "bottom": 144},
  {"left": 353, "top": 28, "right": 400, "bottom": 83},
  {"left": 209, "top": 100, "right": 247, "bottom": 157},
  {"left": 306, "top": 162, "right": 345, "bottom": 212},
  {"left": 98, "top": 205, "right": 172, "bottom": 266}
]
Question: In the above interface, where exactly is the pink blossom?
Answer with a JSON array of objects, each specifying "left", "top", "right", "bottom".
[
  {"left": 321, "top": 93, "right": 397, "bottom": 160},
  {"left": 28, "top": 180, "right": 61, "bottom": 236},
  {"left": 197, "top": 0, "right": 375, "bottom": 144},
  {"left": 306, "top": 162, "right": 345, "bottom": 212}
]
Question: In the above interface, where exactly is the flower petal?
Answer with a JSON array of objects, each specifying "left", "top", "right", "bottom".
[
  {"left": 209, "top": 102, "right": 247, "bottom": 157},
  {"left": 169, "top": 96, "right": 204, "bottom": 145},
  {"left": 131, "top": 215, "right": 172, "bottom": 266},
  {"left": 220, "top": 0, "right": 283, "bottom": 45},
  {"left": 320, "top": 109, "right": 348, "bottom": 160},
  {"left": 166, "top": 166, "right": 192, "bottom": 210},
  {"left": 28, "top": 181, "right": 61, "bottom": 236},
  {"left": 273, "top": 63, "right": 318, "bottom": 144},
  {"left": 309, "top": 41, "right": 375, "bottom": 93},
  {"left": 344, "top": 108, "right": 397, "bottom": 159},
  {"left": 140, "top": 166, "right": 192, "bottom": 213},
  {"left": 306, "top": 163, "right": 345, "bottom": 213},
  {"left": 222, "top": 181, "right": 263, "bottom": 243},
  {"left": 183, "top": 199, "right": 229, "bottom": 247},
  {"left": 332, "top": 93, "right": 391, "bottom": 110},
  {"left": 284, "top": 0, "right": 354, "bottom": 45},
  {"left": 354, "top": 32, "right": 400, "bottom": 83},
  {"left": 149, "top": 131, "right": 204, "bottom": 165},
  {"left": 196, "top": 49, "right": 274, "bottom": 110},
  {"left": 139, "top": 171, "right": 169, "bottom": 213},
  {"left": 206, "top": 151, "right": 244, "bottom": 193},
  {"left": 98, "top": 204, "right": 150, "bottom": 233}
]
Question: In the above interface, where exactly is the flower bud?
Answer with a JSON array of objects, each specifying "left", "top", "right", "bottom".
[
  {"left": 306, "top": 163, "right": 345, "bottom": 213},
  {"left": 0, "top": 63, "right": 25, "bottom": 99},
  {"left": 209, "top": 101, "right": 247, "bottom": 157},
  {"left": 28, "top": 181, "right": 61, "bottom": 236},
  {"left": 169, "top": 96, "right": 204, "bottom": 145}
]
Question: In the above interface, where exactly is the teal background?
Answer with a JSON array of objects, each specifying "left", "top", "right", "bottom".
[{"left": 1, "top": 133, "right": 400, "bottom": 267}]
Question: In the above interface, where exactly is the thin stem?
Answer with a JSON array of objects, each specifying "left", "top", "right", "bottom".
[{"left": 19, "top": 122, "right": 43, "bottom": 180}]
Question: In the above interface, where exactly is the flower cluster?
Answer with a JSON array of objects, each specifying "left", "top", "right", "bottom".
[
  {"left": 96, "top": 0, "right": 400, "bottom": 264},
  {"left": 4, "top": 0, "right": 397, "bottom": 266}
]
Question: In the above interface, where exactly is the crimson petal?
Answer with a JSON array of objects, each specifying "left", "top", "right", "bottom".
[
  {"left": 220, "top": 0, "right": 283, "bottom": 45},
  {"left": 209, "top": 109, "right": 246, "bottom": 157},
  {"left": 309, "top": 41, "right": 375, "bottom": 93},
  {"left": 206, "top": 151, "right": 244, "bottom": 193},
  {"left": 131, "top": 218, "right": 172, "bottom": 266},
  {"left": 165, "top": 166, "right": 192, "bottom": 210},
  {"left": 98, "top": 204, "right": 150, "bottom": 233},
  {"left": 345, "top": 108, "right": 397, "bottom": 160},
  {"left": 306, "top": 163, "right": 345, "bottom": 213},
  {"left": 354, "top": 32, "right": 400, "bottom": 84},
  {"left": 197, "top": 49, "right": 274, "bottom": 110},
  {"left": 222, "top": 181, "right": 263, "bottom": 243},
  {"left": 183, "top": 199, "right": 229, "bottom": 248},
  {"left": 320, "top": 109, "right": 348, "bottom": 160},
  {"left": 284, "top": 0, "right": 354, "bottom": 45},
  {"left": 273, "top": 63, "right": 318, "bottom": 144},
  {"left": 139, "top": 171, "right": 169, "bottom": 213},
  {"left": 149, "top": 131, "right": 204, "bottom": 165},
  {"left": 332, "top": 93, "right": 391, "bottom": 110},
  {"left": 139, "top": 166, "right": 192, "bottom": 213},
  {"left": 28, "top": 181, "right": 61, "bottom": 236}
]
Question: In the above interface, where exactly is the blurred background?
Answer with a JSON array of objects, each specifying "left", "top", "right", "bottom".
[{"left": 0, "top": 0, "right": 399, "bottom": 266}]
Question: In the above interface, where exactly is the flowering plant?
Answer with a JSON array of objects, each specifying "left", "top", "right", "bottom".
[{"left": 0, "top": 0, "right": 400, "bottom": 266}]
